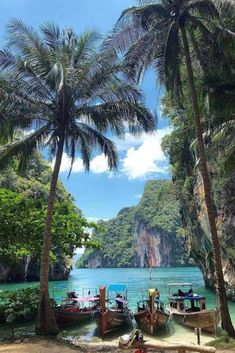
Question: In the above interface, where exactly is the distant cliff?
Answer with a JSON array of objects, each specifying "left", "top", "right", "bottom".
[{"left": 77, "top": 180, "right": 193, "bottom": 268}]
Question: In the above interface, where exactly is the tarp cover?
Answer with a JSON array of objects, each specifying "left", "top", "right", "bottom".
[{"left": 115, "top": 297, "right": 128, "bottom": 304}]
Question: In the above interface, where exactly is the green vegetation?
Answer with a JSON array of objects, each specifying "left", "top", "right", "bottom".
[
  {"left": 78, "top": 180, "right": 191, "bottom": 268},
  {"left": 109, "top": 0, "right": 235, "bottom": 337},
  {"left": 78, "top": 207, "right": 136, "bottom": 268},
  {"left": 207, "top": 331, "right": 235, "bottom": 349},
  {"left": 135, "top": 180, "right": 180, "bottom": 234},
  {"left": 0, "top": 288, "right": 39, "bottom": 324},
  {"left": 0, "top": 20, "right": 154, "bottom": 334},
  {"left": 0, "top": 153, "right": 95, "bottom": 277}
]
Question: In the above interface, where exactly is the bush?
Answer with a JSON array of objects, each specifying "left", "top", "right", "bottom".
[{"left": 0, "top": 287, "right": 39, "bottom": 325}]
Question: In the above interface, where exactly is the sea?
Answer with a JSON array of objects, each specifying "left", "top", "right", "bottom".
[{"left": 1, "top": 267, "right": 235, "bottom": 344}]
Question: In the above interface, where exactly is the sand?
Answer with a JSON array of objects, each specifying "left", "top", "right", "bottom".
[{"left": 0, "top": 339, "right": 235, "bottom": 353}]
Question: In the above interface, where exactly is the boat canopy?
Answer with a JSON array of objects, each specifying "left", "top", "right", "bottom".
[
  {"left": 169, "top": 294, "right": 205, "bottom": 301},
  {"left": 67, "top": 296, "right": 99, "bottom": 302},
  {"left": 108, "top": 284, "right": 127, "bottom": 292}
]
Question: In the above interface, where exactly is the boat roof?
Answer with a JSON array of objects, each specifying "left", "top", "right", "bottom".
[
  {"left": 168, "top": 282, "right": 192, "bottom": 287},
  {"left": 169, "top": 295, "right": 205, "bottom": 301},
  {"left": 67, "top": 296, "right": 99, "bottom": 302},
  {"left": 108, "top": 284, "right": 127, "bottom": 292}
]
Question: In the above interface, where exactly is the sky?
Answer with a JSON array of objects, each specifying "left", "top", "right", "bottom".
[{"left": 0, "top": 0, "right": 171, "bottom": 221}]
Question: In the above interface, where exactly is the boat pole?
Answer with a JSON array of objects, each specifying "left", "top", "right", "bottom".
[
  {"left": 148, "top": 255, "right": 152, "bottom": 288},
  {"left": 149, "top": 289, "right": 155, "bottom": 334},
  {"left": 99, "top": 286, "right": 106, "bottom": 339}
]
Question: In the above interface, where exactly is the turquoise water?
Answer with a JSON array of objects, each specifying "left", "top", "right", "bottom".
[{"left": 1, "top": 267, "right": 235, "bottom": 343}]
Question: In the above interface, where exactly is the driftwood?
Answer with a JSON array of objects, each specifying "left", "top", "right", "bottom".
[
  {"left": 118, "top": 330, "right": 216, "bottom": 353},
  {"left": 120, "top": 341, "right": 216, "bottom": 352},
  {"left": 140, "top": 342, "right": 216, "bottom": 353}
]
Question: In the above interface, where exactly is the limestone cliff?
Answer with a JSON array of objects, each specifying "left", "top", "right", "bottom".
[
  {"left": 77, "top": 180, "right": 192, "bottom": 268},
  {"left": 0, "top": 254, "right": 70, "bottom": 282},
  {"left": 180, "top": 171, "right": 235, "bottom": 298}
]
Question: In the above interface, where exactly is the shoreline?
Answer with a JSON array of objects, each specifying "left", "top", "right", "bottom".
[{"left": 0, "top": 337, "right": 235, "bottom": 353}]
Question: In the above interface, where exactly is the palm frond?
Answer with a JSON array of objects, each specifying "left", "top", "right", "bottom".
[
  {"left": 0, "top": 124, "right": 51, "bottom": 171},
  {"left": 40, "top": 22, "right": 61, "bottom": 48},
  {"left": 75, "top": 123, "right": 118, "bottom": 171},
  {"left": 184, "top": 0, "right": 220, "bottom": 21},
  {"left": 79, "top": 100, "right": 155, "bottom": 137}
]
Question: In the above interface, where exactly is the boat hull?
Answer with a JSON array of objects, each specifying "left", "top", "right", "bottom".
[
  {"left": 134, "top": 309, "right": 169, "bottom": 334},
  {"left": 171, "top": 309, "right": 219, "bottom": 334},
  {"left": 99, "top": 308, "right": 132, "bottom": 335},
  {"left": 55, "top": 309, "right": 99, "bottom": 327}
]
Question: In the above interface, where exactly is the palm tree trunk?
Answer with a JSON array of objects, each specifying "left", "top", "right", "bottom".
[
  {"left": 180, "top": 24, "right": 235, "bottom": 337},
  {"left": 35, "top": 134, "right": 64, "bottom": 335}
]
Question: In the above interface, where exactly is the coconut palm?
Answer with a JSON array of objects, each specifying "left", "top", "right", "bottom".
[
  {"left": 107, "top": 0, "right": 235, "bottom": 336},
  {"left": 0, "top": 20, "right": 155, "bottom": 335}
]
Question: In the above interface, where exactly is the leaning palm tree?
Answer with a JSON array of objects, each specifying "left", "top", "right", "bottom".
[
  {"left": 107, "top": 0, "right": 235, "bottom": 336},
  {"left": 0, "top": 20, "right": 155, "bottom": 335}
]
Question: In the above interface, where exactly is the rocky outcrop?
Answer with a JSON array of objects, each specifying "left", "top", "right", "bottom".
[
  {"left": 0, "top": 254, "right": 71, "bottom": 282},
  {"left": 180, "top": 171, "right": 235, "bottom": 297},
  {"left": 78, "top": 180, "right": 193, "bottom": 268},
  {"left": 134, "top": 221, "right": 172, "bottom": 267}
]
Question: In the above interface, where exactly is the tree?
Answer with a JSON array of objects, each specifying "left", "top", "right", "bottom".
[
  {"left": 0, "top": 20, "right": 155, "bottom": 334},
  {"left": 108, "top": 0, "right": 235, "bottom": 336}
]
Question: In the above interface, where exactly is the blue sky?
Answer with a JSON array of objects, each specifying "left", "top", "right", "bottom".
[{"left": 0, "top": 0, "right": 170, "bottom": 220}]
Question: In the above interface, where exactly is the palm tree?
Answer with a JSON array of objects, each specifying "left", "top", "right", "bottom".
[
  {"left": 108, "top": 0, "right": 235, "bottom": 336},
  {"left": 0, "top": 20, "right": 155, "bottom": 335}
]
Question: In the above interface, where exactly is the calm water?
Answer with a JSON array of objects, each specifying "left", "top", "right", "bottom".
[{"left": 1, "top": 267, "right": 235, "bottom": 344}]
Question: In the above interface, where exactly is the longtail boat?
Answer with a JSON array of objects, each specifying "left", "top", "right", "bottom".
[
  {"left": 134, "top": 288, "right": 169, "bottom": 334},
  {"left": 99, "top": 284, "right": 132, "bottom": 336},
  {"left": 168, "top": 283, "right": 219, "bottom": 334},
  {"left": 54, "top": 290, "right": 100, "bottom": 326}
]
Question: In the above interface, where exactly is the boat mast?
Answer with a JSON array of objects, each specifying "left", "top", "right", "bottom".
[
  {"left": 149, "top": 289, "right": 155, "bottom": 334},
  {"left": 99, "top": 286, "right": 106, "bottom": 339},
  {"left": 148, "top": 255, "right": 152, "bottom": 288}
]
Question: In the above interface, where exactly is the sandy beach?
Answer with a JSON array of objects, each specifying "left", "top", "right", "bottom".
[{"left": 1, "top": 338, "right": 235, "bottom": 353}]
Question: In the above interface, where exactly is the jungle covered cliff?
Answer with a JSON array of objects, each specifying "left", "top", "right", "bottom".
[
  {"left": 160, "top": 11, "right": 235, "bottom": 296},
  {"left": 77, "top": 180, "right": 193, "bottom": 268},
  {"left": 0, "top": 154, "right": 93, "bottom": 282}
]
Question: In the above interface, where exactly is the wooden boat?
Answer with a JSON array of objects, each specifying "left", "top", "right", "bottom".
[
  {"left": 55, "top": 291, "right": 100, "bottom": 326},
  {"left": 168, "top": 283, "right": 219, "bottom": 334},
  {"left": 99, "top": 284, "right": 132, "bottom": 336},
  {"left": 134, "top": 289, "right": 169, "bottom": 334}
]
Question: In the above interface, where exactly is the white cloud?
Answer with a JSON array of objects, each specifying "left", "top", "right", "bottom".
[
  {"left": 52, "top": 153, "right": 84, "bottom": 173},
  {"left": 90, "top": 154, "right": 109, "bottom": 174},
  {"left": 52, "top": 127, "right": 171, "bottom": 179},
  {"left": 87, "top": 217, "right": 109, "bottom": 222},
  {"left": 53, "top": 152, "right": 110, "bottom": 175},
  {"left": 121, "top": 127, "right": 171, "bottom": 179},
  {"left": 113, "top": 134, "right": 143, "bottom": 152}
]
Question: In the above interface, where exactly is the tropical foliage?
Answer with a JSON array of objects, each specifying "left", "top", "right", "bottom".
[
  {"left": 0, "top": 288, "right": 40, "bottom": 326},
  {"left": 0, "top": 153, "right": 96, "bottom": 280},
  {"left": 107, "top": 0, "right": 235, "bottom": 336},
  {"left": 0, "top": 20, "right": 154, "bottom": 334}
]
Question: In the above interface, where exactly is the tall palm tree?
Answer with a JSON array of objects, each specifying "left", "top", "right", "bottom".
[
  {"left": 107, "top": 0, "right": 235, "bottom": 336},
  {"left": 0, "top": 20, "right": 155, "bottom": 335}
]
